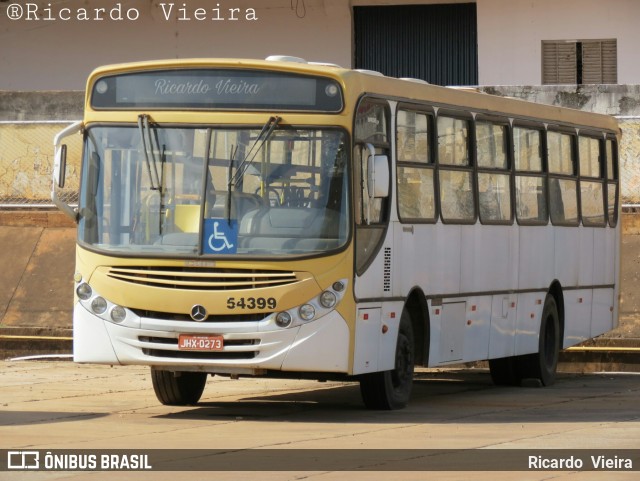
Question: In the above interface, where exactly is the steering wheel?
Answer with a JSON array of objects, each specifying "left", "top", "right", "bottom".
[{"left": 255, "top": 186, "right": 281, "bottom": 206}]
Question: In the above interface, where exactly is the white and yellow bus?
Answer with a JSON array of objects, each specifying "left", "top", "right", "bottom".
[{"left": 52, "top": 57, "right": 620, "bottom": 409}]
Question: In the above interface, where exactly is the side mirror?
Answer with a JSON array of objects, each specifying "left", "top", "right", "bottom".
[
  {"left": 365, "top": 143, "right": 389, "bottom": 199},
  {"left": 54, "top": 144, "right": 67, "bottom": 188},
  {"left": 52, "top": 121, "right": 83, "bottom": 221}
]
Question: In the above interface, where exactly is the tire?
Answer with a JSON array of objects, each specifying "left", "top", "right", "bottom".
[
  {"left": 489, "top": 294, "right": 560, "bottom": 387},
  {"left": 151, "top": 368, "right": 207, "bottom": 406},
  {"left": 519, "top": 295, "right": 561, "bottom": 386},
  {"left": 359, "top": 311, "right": 415, "bottom": 410}
]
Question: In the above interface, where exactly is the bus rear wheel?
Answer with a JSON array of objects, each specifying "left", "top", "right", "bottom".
[
  {"left": 359, "top": 311, "right": 414, "bottom": 410},
  {"left": 151, "top": 368, "right": 207, "bottom": 406},
  {"left": 489, "top": 294, "right": 560, "bottom": 387},
  {"left": 520, "top": 295, "right": 560, "bottom": 386}
]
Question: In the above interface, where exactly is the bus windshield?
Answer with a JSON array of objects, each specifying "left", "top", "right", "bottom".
[{"left": 78, "top": 123, "right": 350, "bottom": 257}]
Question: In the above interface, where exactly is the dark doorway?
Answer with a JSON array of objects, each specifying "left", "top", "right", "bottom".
[{"left": 354, "top": 4, "right": 479, "bottom": 86}]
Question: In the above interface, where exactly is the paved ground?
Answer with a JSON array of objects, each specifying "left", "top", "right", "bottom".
[{"left": 0, "top": 361, "right": 638, "bottom": 480}]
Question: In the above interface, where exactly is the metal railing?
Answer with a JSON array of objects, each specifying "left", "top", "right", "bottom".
[{"left": 0, "top": 121, "right": 80, "bottom": 207}]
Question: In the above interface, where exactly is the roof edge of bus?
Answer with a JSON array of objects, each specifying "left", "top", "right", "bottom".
[
  {"left": 84, "top": 58, "right": 620, "bottom": 133},
  {"left": 87, "top": 58, "right": 349, "bottom": 77},
  {"left": 84, "top": 57, "right": 352, "bottom": 95}
]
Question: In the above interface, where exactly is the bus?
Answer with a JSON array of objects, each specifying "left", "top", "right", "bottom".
[{"left": 52, "top": 56, "right": 620, "bottom": 410}]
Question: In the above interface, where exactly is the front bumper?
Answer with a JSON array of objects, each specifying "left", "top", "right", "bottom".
[{"left": 73, "top": 303, "right": 350, "bottom": 375}]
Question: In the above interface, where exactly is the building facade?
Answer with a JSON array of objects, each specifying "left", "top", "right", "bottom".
[
  {"left": 2, "top": 0, "right": 639, "bottom": 89},
  {"left": 1, "top": 0, "right": 640, "bottom": 204}
]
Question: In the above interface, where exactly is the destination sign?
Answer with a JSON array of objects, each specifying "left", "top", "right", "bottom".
[{"left": 90, "top": 69, "right": 343, "bottom": 112}]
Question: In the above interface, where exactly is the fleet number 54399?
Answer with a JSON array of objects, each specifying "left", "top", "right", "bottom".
[{"left": 226, "top": 297, "right": 277, "bottom": 310}]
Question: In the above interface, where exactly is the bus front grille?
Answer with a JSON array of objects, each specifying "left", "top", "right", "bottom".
[
  {"left": 131, "top": 310, "right": 270, "bottom": 323},
  {"left": 105, "top": 266, "right": 298, "bottom": 291},
  {"left": 142, "top": 349, "right": 257, "bottom": 360}
]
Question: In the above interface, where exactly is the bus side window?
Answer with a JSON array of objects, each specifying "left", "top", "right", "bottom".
[
  {"left": 354, "top": 98, "right": 390, "bottom": 226},
  {"left": 513, "top": 126, "right": 547, "bottom": 224},
  {"left": 396, "top": 108, "right": 436, "bottom": 222},
  {"left": 579, "top": 135, "right": 605, "bottom": 227},
  {"left": 437, "top": 114, "right": 475, "bottom": 223},
  {"left": 606, "top": 138, "right": 619, "bottom": 227},
  {"left": 548, "top": 131, "right": 579, "bottom": 226},
  {"left": 476, "top": 120, "right": 511, "bottom": 224}
]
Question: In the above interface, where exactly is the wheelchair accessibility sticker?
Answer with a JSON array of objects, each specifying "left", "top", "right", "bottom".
[{"left": 203, "top": 218, "right": 238, "bottom": 254}]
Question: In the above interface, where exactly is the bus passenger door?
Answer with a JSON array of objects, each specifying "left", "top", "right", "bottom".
[{"left": 354, "top": 142, "right": 392, "bottom": 300}]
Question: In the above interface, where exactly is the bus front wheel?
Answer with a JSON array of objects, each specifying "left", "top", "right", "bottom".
[
  {"left": 359, "top": 311, "right": 414, "bottom": 410},
  {"left": 151, "top": 368, "right": 207, "bottom": 406}
]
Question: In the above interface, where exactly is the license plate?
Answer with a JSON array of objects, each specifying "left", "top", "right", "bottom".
[{"left": 178, "top": 334, "right": 224, "bottom": 351}]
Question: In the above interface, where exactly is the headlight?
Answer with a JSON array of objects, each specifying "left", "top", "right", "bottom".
[
  {"left": 299, "top": 304, "right": 316, "bottom": 321},
  {"left": 110, "top": 305, "right": 127, "bottom": 323},
  {"left": 76, "top": 284, "right": 136, "bottom": 326},
  {"left": 76, "top": 282, "right": 92, "bottom": 300},
  {"left": 319, "top": 290, "right": 337, "bottom": 309},
  {"left": 275, "top": 312, "right": 292, "bottom": 328},
  {"left": 272, "top": 279, "right": 348, "bottom": 329},
  {"left": 91, "top": 296, "right": 108, "bottom": 314}
]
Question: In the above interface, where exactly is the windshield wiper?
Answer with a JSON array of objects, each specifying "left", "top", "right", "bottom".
[
  {"left": 138, "top": 114, "right": 161, "bottom": 190},
  {"left": 138, "top": 114, "right": 167, "bottom": 236},
  {"left": 228, "top": 116, "right": 280, "bottom": 188},
  {"left": 226, "top": 144, "right": 238, "bottom": 225}
]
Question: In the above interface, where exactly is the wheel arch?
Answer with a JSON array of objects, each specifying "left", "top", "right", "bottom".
[{"left": 403, "top": 287, "right": 430, "bottom": 366}]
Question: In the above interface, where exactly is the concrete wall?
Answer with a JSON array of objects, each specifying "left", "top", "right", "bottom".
[
  {"left": 3, "top": 0, "right": 640, "bottom": 90},
  {"left": 477, "top": 85, "right": 640, "bottom": 204},
  {"left": 0, "top": 92, "right": 83, "bottom": 121},
  {"left": 477, "top": 85, "right": 640, "bottom": 116}
]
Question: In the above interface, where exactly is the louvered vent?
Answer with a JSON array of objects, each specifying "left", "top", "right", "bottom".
[
  {"left": 542, "top": 41, "right": 577, "bottom": 84},
  {"left": 106, "top": 266, "right": 298, "bottom": 291},
  {"left": 542, "top": 39, "right": 617, "bottom": 85},
  {"left": 383, "top": 247, "right": 392, "bottom": 292},
  {"left": 582, "top": 40, "right": 617, "bottom": 84}
]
